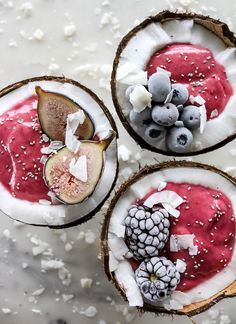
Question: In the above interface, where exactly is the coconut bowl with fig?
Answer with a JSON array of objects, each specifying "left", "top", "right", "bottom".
[{"left": 0, "top": 76, "right": 118, "bottom": 228}]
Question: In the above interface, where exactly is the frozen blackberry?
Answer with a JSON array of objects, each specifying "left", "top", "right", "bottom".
[
  {"left": 124, "top": 205, "right": 170, "bottom": 260},
  {"left": 135, "top": 256, "right": 181, "bottom": 301}
]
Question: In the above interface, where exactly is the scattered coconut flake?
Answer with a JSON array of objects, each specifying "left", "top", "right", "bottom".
[
  {"left": 22, "top": 262, "right": 29, "bottom": 269},
  {"left": 41, "top": 259, "right": 64, "bottom": 270},
  {"left": 58, "top": 267, "right": 72, "bottom": 286},
  {"left": 108, "top": 233, "right": 129, "bottom": 261},
  {"left": 48, "top": 62, "right": 60, "bottom": 74},
  {"left": 129, "top": 85, "right": 152, "bottom": 113},
  {"left": 156, "top": 67, "right": 171, "bottom": 77},
  {"left": 157, "top": 182, "right": 167, "bottom": 191},
  {"left": 32, "top": 287, "right": 45, "bottom": 296},
  {"left": 175, "top": 259, "right": 187, "bottom": 273},
  {"left": 69, "top": 155, "right": 88, "bottom": 182},
  {"left": 80, "top": 306, "right": 98, "bottom": 318},
  {"left": 162, "top": 202, "right": 181, "bottom": 218},
  {"left": 210, "top": 109, "right": 219, "bottom": 119},
  {"left": 65, "top": 110, "right": 85, "bottom": 153},
  {"left": 144, "top": 190, "right": 184, "bottom": 217},
  {"left": 199, "top": 104, "right": 207, "bottom": 134},
  {"left": 116, "top": 62, "right": 147, "bottom": 85},
  {"left": 170, "top": 234, "right": 198, "bottom": 256},
  {"left": 3, "top": 229, "right": 10, "bottom": 239},
  {"left": 62, "top": 294, "right": 74, "bottom": 302},
  {"left": 33, "top": 29, "right": 44, "bottom": 41},
  {"left": 19, "top": 2, "right": 33, "bottom": 17},
  {"left": 80, "top": 278, "right": 93, "bottom": 288},
  {"left": 220, "top": 314, "right": 231, "bottom": 324},
  {"left": 41, "top": 141, "right": 63, "bottom": 155},
  {"left": 85, "top": 230, "right": 96, "bottom": 244},
  {"left": 64, "top": 24, "right": 77, "bottom": 37},
  {"left": 118, "top": 144, "right": 132, "bottom": 162},
  {"left": 2, "top": 308, "right": 12, "bottom": 315},
  {"left": 42, "top": 133, "right": 49, "bottom": 142},
  {"left": 31, "top": 309, "right": 41, "bottom": 314},
  {"left": 189, "top": 94, "right": 206, "bottom": 106}
]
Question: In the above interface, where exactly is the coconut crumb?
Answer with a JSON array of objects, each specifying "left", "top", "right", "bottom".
[
  {"left": 64, "top": 24, "right": 76, "bottom": 37},
  {"left": 80, "top": 278, "right": 93, "bottom": 288},
  {"left": 80, "top": 306, "right": 98, "bottom": 318}
]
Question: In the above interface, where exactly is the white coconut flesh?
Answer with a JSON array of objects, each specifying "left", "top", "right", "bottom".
[
  {"left": 107, "top": 166, "right": 236, "bottom": 310},
  {"left": 0, "top": 80, "right": 118, "bottom": 226},
  {"left": 115, "top": 19, "right": 236, "bottom": 152}
]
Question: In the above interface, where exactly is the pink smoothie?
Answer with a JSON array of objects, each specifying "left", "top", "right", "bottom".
[
  {"left": 146, "top": 43, "right": 233, "bottom": 120},
  {"left": 0, "top": 95, "right": 49, "bottom": 202},
  {"left": 130, "top": 183, "right": 235, "bottom": 292}
]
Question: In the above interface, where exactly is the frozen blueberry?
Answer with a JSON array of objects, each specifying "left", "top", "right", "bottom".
[
  {"left": 145, "top": 122, "right": 164, "bottom": 140},
  {"left": 171, "top": 84, "right": 189, "bottom": 105},
  {"left": 166, "top": 127, "right": 193, "bottom": 153},
  {"left": 148, "top": 71, "right": 171, "bottom": 102},
  {"left": 180, "top": 105, "right": 201, "bottom": 130},
  {"left": 125, "top": 85, "right": 136, "bottom": 99},
  {"left": 151, "top": 103, "right": 179, "bottom": 127},
  {"left": 129, "top": 108, "right": 151, "bottom": 127}
]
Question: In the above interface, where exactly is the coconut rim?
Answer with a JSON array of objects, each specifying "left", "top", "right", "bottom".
[
  {"left": 101, "top": 160, "right": 236, "bottom": 317},
  {"left": 0, "top": 75, "right": 119, "bottom": 229},
  {"left": 111, "top": 10, "right": 236, "bottom": 157}
]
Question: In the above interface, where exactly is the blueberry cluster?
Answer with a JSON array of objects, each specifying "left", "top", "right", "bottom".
[
  {"left": 135, "top": 257, "right": 181, "bottom": 301},
  {"left": 124, "top": 205, "right": 170, "bottom": 260},
  {"left": 127, "top": 69, "right": 201, "bottom": 153},
  {"left": 124, "top": 203, "right": 181, "bottom": 302}
]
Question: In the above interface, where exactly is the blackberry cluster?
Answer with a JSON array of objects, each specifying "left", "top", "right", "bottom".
[
  {"left": 124, "top": 205, "right": 170, "bottom": 260},
  {"left": 135, "top": 257, "right": 181, "bottom": 301}
]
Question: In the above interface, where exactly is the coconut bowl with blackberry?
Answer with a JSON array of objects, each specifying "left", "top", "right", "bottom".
[
  {"left": 101, "top": 161, "right": 236, "bottom": 316},
  {"left": 0, "top": 76, "right": 118, "bottom": 228},
  {"left": 111, "top": 10, "right": 236, "bottom": 156}
]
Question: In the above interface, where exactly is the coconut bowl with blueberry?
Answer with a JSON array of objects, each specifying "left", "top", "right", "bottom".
[{"left": 111, "top": 11, "right": 236, "bottom": 156}]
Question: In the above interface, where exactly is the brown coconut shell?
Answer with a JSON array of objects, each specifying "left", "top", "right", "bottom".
[
  {"left": 111, "top": 10, "right": 236, "bottom": 157},
  {"left": 0, "top": 76, "right": 119, "bottom": 229},
  {"left": 101, "top": 161, "right": 236, "bottom": 317}
]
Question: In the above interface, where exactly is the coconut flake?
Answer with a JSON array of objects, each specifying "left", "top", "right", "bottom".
[
  {"left": 199, "top": 104, "right": 207, "bottom": 134},
  {"left": 189, "top": 94, "right": 206, "bottom": 106},
  {"left": 129, "top": 85, "right": 152, "bottom": 112},
  {"left": 69, "top": 155, "right": 88, "bottom": 182},
  {"left": 116, "top": 62, "right": 147, "bottom": 85},
  {"left": 115, "top": 261, "right": 143, "bottom": 307},
  {"left": 41, "top": 141, "right": 63, "bottom": 155},
  {"left": 162, "top": 202, "right": 180, "bottom": 218},
  {"left": 65, "top": 110, "right": 85, "bottom": 153},
  {"left": 156, "top": 67, "right": 171, "bottom": 77},
  {"left": 108, "top": 234, "right": 130, "bottom": 261},
  {"left": 143, "top": 190, "right": 184, "bottom": 217},
  {"left": 210, "top": 109, "right": 219, "bottom": 119},
  {"left": 170, "top": 234, "right": 198, "bottom": 256},
  {"left": 175, "top": 259, "right": 187, "bottom": 273}
]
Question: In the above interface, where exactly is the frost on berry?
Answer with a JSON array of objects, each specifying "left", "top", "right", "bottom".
[
  {"left": 124, "top": 204, "right": 170, "bottom": 260},
  {"left": 135, "top": 257, "right": 181, "bottom": 301}
]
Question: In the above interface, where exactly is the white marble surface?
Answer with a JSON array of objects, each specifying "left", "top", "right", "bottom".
[{"left": 0, "top": 0, "right": 236, "bottom": 323}]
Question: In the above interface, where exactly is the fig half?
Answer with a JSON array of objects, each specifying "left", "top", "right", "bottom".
[
  {"left": 36, "top": 86, "right": 94, "bottom": 141},
  {"left": 101, "top": 161, "right": 236, "bottom": 316},
  {"left": 45, "top": 131, "right": 115, "bottom": 204},
  {"left": 111, "top": 10, "right": 236, "bottom": 156}
]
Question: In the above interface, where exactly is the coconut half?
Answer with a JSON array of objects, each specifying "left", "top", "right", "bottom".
[
  {"left": 111, "top": 11, "right": 236, "bottom": 156},
  {"left": 0, "top": 76, "right": 118, "bottom": 228},
  {"left": 101, "top": 161, "right": 236, "bottom": 316}
]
